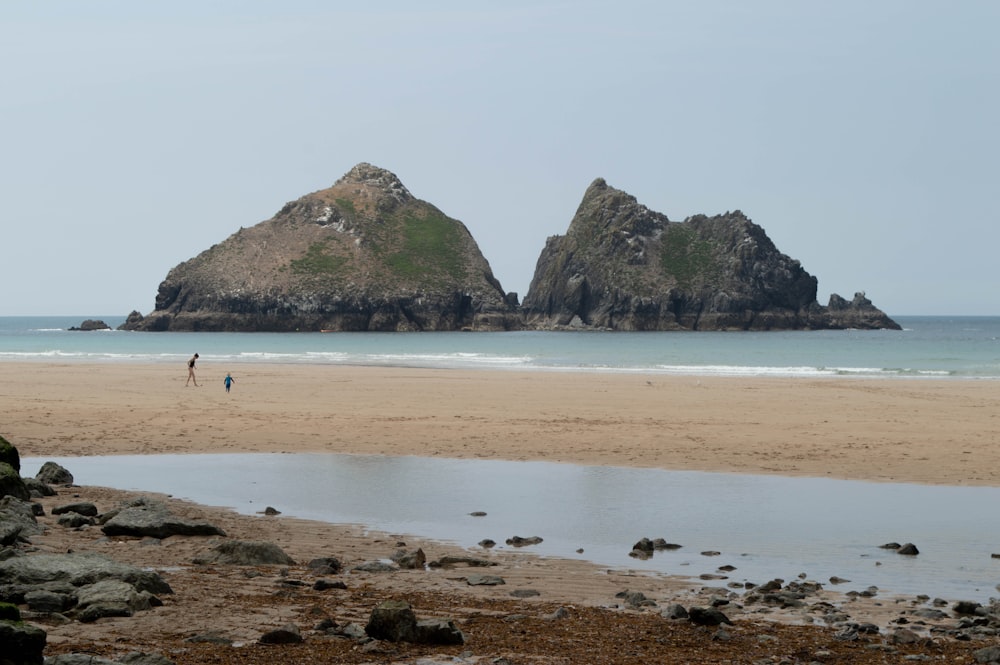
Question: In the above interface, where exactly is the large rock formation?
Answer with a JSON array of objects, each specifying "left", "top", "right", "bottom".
[
  {"left": 122, "top": 164, "right": 520, "bottom": 332},
  {"left": 522, "top": 178, "right": 899, "bottom": 331}
]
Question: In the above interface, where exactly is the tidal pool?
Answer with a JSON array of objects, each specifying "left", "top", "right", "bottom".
[{"left": 22, "top": 453, "right": 1000, "bottom": 603}]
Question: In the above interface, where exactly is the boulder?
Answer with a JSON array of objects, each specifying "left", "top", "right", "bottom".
[
  {"left": 258, "top": 624, "right": 302, "bottom": 645},
  {"left": 0, "top": 610, "right": 47, "bottom": 665},
  {"left": 24, "top": 588, "right": 72, "bottom": 613},
  {"left": 429, "top": 555, "right": 496, "bottom": 568},
  {"left": 306, "top": 557, "right": 343, "bottom": 575},
  {"left": 192, "top": 540, "right": 294, "bottom": 566},
  {"left": 52, "top": 503, "right": 99, "bottom": 517},
  {"left": 661, "top": 603, "right": 689, "bottom": 620},
  {"left": 466, "top": 574, "right": 505, "bottom": 586},
  {"left": 75, "top": 579, "right": 158, "bottom": 622},
  {"left": 34, "top": 462, "right": 73, "bottom": 486},
  {"left": 688, "top": 606, "right": 733, "bottom": 626},
  {"left": 364, "top": 600, "right": 464, "bottom": 645},
  {"left": 58, "top": 513, "right": 96, "bottom": 528},
  {"left": 0, "top": 435, "right": 20, "bottom": 472},
  {"left": 21, "top": 478, "right": 55, "bottom": 498},
  {"left": 390, "top": 547, "right": 426, "bottom": 570},
  {"left": 0, "top": 463, "right": 29, "bottom": 502},
  {"left": 0, "top": 496, "right": 42, "bottom": 547},
  {"left": 365, "top": 600, "right": 418, "bottom": 642},
  {"left": 0, "top": 552, "right": 172, "bottom": 596},
  {"left": 101, "top": 497, "right": 225, "bottom": 539},
  {"left": 352, "top": 561, "right": 397, "bottom": 573}
]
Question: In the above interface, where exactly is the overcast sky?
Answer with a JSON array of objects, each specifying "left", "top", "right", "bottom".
[{"left": 2, "top": 2, "right": 997, "bottom": 317}]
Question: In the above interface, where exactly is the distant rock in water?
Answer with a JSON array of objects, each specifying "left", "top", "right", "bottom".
[
  {"left": 121, "top": 163, "right": 521, "bottom": 332},
  {"left": 68, "top": 319, "right": 111, "bottom": 331},
  {"left": 522, "top": 178, "right": 899, "bottom": 331}
]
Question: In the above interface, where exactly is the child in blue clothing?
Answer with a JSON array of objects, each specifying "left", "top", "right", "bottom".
[{"left": 224, "top": 373, "right": 235, "bottom": 393}]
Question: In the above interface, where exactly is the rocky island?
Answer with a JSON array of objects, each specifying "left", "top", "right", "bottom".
[
  {"left": 522, "top": 178, "right": 898, "bottom": 331},
  {"left": 121, "top": 164, "right": 520, "bottom": 332},
  {"left": 121, "top": 164, "right": 897, "bottom": 332}
]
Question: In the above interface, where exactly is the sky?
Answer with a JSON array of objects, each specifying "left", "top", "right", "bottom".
[{"left": 2, "top": 2, "right": 998, "bottom": 317}]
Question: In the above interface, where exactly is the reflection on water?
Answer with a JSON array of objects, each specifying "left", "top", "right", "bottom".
[{"left": 22, "top": 453, "right": 1000, "bottom": 602}]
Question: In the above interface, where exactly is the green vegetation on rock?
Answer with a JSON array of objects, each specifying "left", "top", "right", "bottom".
[
  {"left": 289, "top": 241, "right": 347, "bottom": 277},
  {"left": 386, "top": 210, "right": 464, "bottom": 282},
  {"left": 334, "top": 197, "right": 356, "bottom": 216},
  {"left": 0, "top": 601, "right": 21, "bottom": 622},
  {"left": 660, "top": 225, "right": 716, "bottom": 289},
  {"left": 0, "top": 434, "right": 19, "bottom": 472}
]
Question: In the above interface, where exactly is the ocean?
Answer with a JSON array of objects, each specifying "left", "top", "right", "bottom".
[{"left": 1, "top": 315, "right": 999, "bottom": 379}]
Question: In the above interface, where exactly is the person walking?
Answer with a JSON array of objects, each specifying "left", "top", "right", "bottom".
[
  {"left": 224, "top": 372, "right": 235, "bottom": 393},
  {"left": 186, "top": 353, "right": 200, "bottom": 387}
]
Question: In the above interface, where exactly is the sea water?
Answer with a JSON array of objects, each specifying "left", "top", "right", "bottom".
[{"left": 2, "top": 315, "right": 1000, "bottom": 378}]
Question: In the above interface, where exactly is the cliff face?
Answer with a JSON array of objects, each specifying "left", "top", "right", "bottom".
[
  {"left": 521, "top": 178, "right": 899, "bottom": 331},
  {"left": 123, "top": 163, "right": 520, "bottom": 332}
]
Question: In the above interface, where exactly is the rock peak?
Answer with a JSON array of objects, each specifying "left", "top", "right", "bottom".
[{"left": 337, "top": 162, "right": 413, "bottom": 202}]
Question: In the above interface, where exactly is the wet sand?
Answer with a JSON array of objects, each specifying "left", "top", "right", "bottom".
[{"left": 4, "top": 362, "right": 1000, "bottom": 485}]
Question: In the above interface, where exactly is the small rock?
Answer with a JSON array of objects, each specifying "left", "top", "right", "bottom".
[
  {"left": 307, "top": 556, "right": 343, "bottom": 574},
  {"left": 661, "top": 604, "right": 688, "bottom": 620},
  {"left": 974, "top": 646, "right": 1000, "bottom": 663},
  {"left": 466, "top": 574, "right": 505, "bottom": 586},
  {"left": 510, "top": 589, "right": 541, "bottom": 598},
  {"left": 954, "top": 600, "right": 984, "bottom": 615},
  {"left": 390, "top": 547, "right": 426, "bottom": 570},
  {"left": 544, "top": 607, "right": 569, "bottom": 620},
  {"left": 688, "top": 606, "right": 732, "bottom": 626},
  {"left": 51, "top": 502, "right": 98, "bottom": 517},
  {"left": 352, "top": 561, "right": 398, "bottom": 573},
  {"left": 35, "top": 461, "right": 74, "bottom": 485},
  {"left": 259, "top": 623, "right": 302, "bottom": 644}
]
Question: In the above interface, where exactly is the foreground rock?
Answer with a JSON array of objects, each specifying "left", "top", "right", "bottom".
[
  {"left": 0, "top": 496, "right": 44, "bottom": 547},
  {"left": 0, "top": 462, "right": 29, "bottom": 502},
  {"left": 121, "top": 163, "right": 521, "bottom": 332},
  {"left": 33, "top": 462, "right": 73, "bottom": 486},
  {"left": 0, "top": 602, "right": 46, "bottom": 665},
  {"left": 192, "top": 540, "right": 295, "bottom": 566},
  {"left": 364, "top": 600, "right": 464, "bottom": 645},
  {"left": 523, "top": 177, "right": 899, "bottom": 331},
  {"left": 100, "top": 496, "right": 226, "bottom": 539},
  {"left": 0, "top": 552, "right": 172, "bottom": 597}
]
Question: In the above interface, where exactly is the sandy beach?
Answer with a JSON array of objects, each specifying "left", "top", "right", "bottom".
[
  {"left": 4, "top": 362, "right": 1000, "bottom": 663},
  {"left": 4, "top": 362, "right": 1000, "bottom": 485}
]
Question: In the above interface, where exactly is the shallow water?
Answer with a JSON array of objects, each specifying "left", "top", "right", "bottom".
[{"left": 22, "top": 453, "right": 1000, "bottom": 603}]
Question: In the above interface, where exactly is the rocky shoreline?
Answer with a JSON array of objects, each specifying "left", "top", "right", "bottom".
[{"left": 3, "top": 454, "right": 1000, "bottom": 663}]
